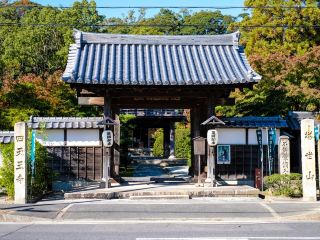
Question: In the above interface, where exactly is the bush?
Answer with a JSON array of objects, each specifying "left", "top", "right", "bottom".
[
  {"left": 264, "top": 173, "right": 302, "bottom": 198},
  {"left": 0, "top": 143, "right": 14, "bottom": 198},
  {"left": 0, "top": 139, "right": 51, "bottom": 200},
  {"left": 152, "top": 129, "right": 164, "bottom": 157},
  {"left": 152, "top": 125, "right": 191, "bottom": 166}
]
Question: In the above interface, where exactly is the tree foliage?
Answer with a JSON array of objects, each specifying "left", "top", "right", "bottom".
[{"left": 223, "top": 0, "right": 320, "bottom": 116}]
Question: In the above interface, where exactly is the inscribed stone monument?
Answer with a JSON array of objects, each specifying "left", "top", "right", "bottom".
[
  {"left": 300, "top": 119, "right": 316, "bottom": 201},
  {"left": 279, "top": 136, "right": 290, "bottom": 174},
  {"left": 14, "top": 122, "right": 28, "bottom": 204}
]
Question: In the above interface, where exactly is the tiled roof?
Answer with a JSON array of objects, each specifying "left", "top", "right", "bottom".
[
  {"left": 286, "top": 111, "right": 320, "bottom": 130},
  {"left": 220, "top": 116, "right": 288, "bottom": 128},
  {"left": 62, "top": 30, "right": 261, "bottom": 86},
  {"left": 0, "top": 131, "right": 14, "bottom": 144},
  {"left": 28, "top": 117, "right": 104, "bottom": 129}
]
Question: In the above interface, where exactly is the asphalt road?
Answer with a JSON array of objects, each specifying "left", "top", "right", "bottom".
[
  {"left": 1, "top": 198, "right": 320, "bottom": 240},
  {"left": 0, "top": 222, "right": 320, "bottom": 240}
]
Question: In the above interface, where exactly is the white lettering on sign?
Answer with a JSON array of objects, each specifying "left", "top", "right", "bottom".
[
  {"left": 301, "top": 119, "right": 317, "bottom": 201},
  {"left": 279, "top": 136, "right": 290, "bottom": 175},
  {"left": 102, "top": 130, "right": 113, "bottom": 147},
  {"left": 207, "top": 130, "right": 218, "bottom": 146},
  {"left": 14, "top": 122, "right": 28, "bottom": 204}
]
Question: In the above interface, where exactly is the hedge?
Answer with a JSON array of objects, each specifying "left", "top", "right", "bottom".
[{"left": 264, "top": 173, "right": 302, "bottom": 198}]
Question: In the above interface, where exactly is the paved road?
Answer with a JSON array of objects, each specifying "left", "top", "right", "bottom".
[
  {"left": 0, "top": 222, "right": 320, "bottom": 240},
  {"left": 1, "top": 198, "right": 320, "bottom": 222}
]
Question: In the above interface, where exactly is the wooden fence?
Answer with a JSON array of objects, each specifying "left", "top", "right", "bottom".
[
  {"left": 46, "top": 146, "right": 103, "bottom": 181},
  {"left": 46, "top": 145, "right": 278, "bottom": 182}
]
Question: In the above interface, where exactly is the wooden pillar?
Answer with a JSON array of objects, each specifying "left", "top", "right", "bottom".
[
  {"left": 103, "top": 93, "right": 111, "bottom": 186},
  {"left": 112, "top": 107, "right": 120, "bottom": 178},
  {"left": 191, "top": 106, "right": 201, "bottom": 179},
  {"left": 163, "top": 124, "right": 170, "bottom": 158}
]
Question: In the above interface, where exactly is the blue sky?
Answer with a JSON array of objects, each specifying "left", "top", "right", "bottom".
[{"left": 33, "top": 0, "right": 246, "bottom": 18}]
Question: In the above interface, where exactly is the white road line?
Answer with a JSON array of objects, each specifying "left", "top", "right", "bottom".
[
  {"left": 136, "top": 238, "right": 320, "bottom": 240},
  {"left": 259, "top": 202, "right": 281, "bottom": 220},
  {"left": 55, "top": 203, "right": 74, "bottom": 220}
]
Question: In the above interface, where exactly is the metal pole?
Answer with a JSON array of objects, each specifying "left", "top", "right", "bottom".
[
  {"left": 266, "top": 127, "right": 270, "bottom": 176},
  {"left": 261, "top": 144, "right": 264, "bottom": 192},
  {"left": 198, "top": 155, "right": 201, "bottom": 185},
  {"left": 318, "top": 128, "right": 320, "bottom": 192}
]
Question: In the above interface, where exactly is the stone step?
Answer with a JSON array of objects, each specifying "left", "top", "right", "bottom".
[{"left": 129, "top": 195, "right": 190, "bottom": 200}]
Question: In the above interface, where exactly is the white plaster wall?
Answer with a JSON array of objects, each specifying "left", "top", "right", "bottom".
[
  {"left": 67, "top": 129, "right": 100, "bottom": 146},
  {"left": 36, "top": 129, "right": 64, "bottom": 146},
  {"left": 248, "top": 128, "right": 280, "bottom": 145},
  {"left": 217, "top": 128, "right": 246, "bottom": 144}
]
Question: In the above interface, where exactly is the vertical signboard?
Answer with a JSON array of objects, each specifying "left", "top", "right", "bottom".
[
  {"left": 279, "top": 136, "right": 290, "bottom": 175},
  {"left": 301, "top": 119, "right": 316, "bottom": 201},
  {"left": 14, "top": 122, "right": 28, "bottom": 204}
]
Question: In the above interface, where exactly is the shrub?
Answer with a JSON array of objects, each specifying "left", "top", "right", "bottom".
[
  {"left": 0, "top": 143, "right": 14, "bottom": 198},
  {"left": 0, "top": 138, "right": 51, "bottom": 200},
  {"left": 152, "top": 129, "right": 164, "bottom": 157},
  {"left": 264, "top": 173, "right": 302, "bottom": 198},
  {"left": 152, "top": 125, "right": 191, "bottom": 166}
]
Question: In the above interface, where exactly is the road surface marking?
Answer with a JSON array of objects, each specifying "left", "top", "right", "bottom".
[
  {"left": 259, "top": 202, "right": 281, "bottom": 220},
  {"left": 55, "top": 203, "right": 74, "bottom": 220}
]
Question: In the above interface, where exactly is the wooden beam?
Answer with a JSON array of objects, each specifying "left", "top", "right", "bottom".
[{"left": 78, "top": 97, "right": 104, "bottom": 106}]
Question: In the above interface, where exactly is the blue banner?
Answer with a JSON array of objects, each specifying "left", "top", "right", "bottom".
[
  {"left": 268, "top": 128, "right": 276, "bottom": 174},
  {"left": 30, "top": 130, "right": 36, "bottom": 177},
  {"left": 256, "top": 129, "right": 263, "bottom": 164},
  {"left": 315, "top": 125, "right": 319, "bottom": 142}
]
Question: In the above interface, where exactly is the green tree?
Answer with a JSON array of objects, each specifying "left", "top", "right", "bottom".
[
  {"left": 181, "top": 10, "right": 235, "bottom": 35},
  {"left": 222, "top": 0, "right": 320, "bottom": 116},
  {"left": 235, "top": 0, "right": 320, "bottom": 56}
]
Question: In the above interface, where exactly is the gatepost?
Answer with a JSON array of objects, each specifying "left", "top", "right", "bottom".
[
  {"left": 301, "top": 119, "right": 317, "bottom": 201},
  {"left": 206, "top": 130, "right": 218, "bottom": 187},
  {"left": 14, "top": 122, "right": 28, "bottom": 204}
]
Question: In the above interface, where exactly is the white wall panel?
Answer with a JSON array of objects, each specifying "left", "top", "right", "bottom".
[
  {"left": 217, "top": 128, "right": 246, "bottom": 144},
  {"left": 67, "top": 129, "right": 100, "bottom": 146},
  {"left": 36, "top": 130, "right": 64, "bottom": 146},
  {"left": 248, "top": 129, "right": 280, "bottom": 145}
]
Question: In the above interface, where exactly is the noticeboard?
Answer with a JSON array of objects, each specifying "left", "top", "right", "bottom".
[
  {"left": 217, "top": 145, "right": 231, "bottom": 164},
  {"left": 193, "top": 136, "right": 206, "bottom": 155}
]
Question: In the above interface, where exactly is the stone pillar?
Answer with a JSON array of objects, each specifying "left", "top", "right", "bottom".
[
  {"left": 169, "top": 121, "right": 175, "bottom": 159},
  {"left": 14, "top": 122, "right": 28, "bottom": 204},
  {"left": 301, "top": 119, "right": 317, "bottom": 201},
  {"left": 279, "top": 136, "right": 290, "bottom": 174},
  {"left": 205, "top": 97, "right": 215, "bottom": 186}
]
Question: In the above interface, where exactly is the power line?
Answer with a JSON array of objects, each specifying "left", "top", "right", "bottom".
[
  {"left": 0, "top": 22, "right": 319, "bottom": 29},
  {"left": 0, "top": 5, "right": 319, "bottom": 10}
]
